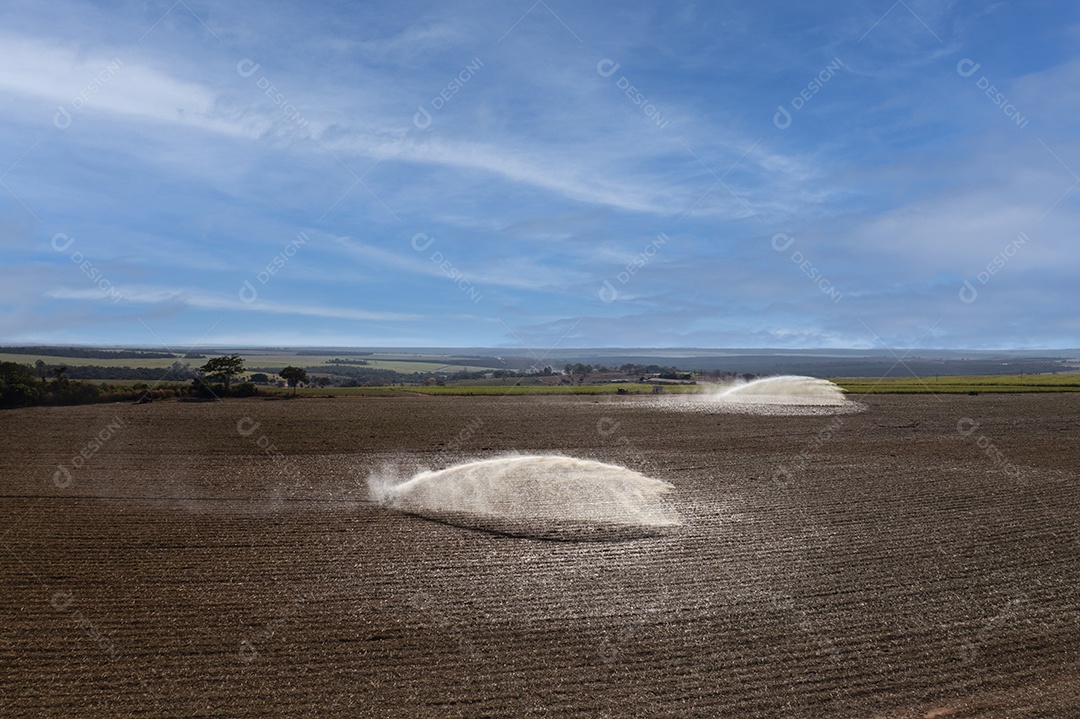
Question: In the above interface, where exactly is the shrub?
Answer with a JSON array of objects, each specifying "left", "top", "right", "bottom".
[{"left": 231, "top": 382, "right": 258, "bottom": 397}]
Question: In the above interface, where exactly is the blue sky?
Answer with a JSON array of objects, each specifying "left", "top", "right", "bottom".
[{"left": 1, "top": 0, "right": 1078, "bottom": 350}]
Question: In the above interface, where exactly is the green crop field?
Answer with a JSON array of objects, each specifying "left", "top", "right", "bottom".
[
  {"left": 75, "top": 379, "right": 190, "bottom": 387},
  {"left": 0, "top": 352, "right": 186, "bottom": 369},
  {"left": 0, "top": 350, "right": 491, "bottom": 376},
  {"left": 237, "top": 351, "right": 496, "bottom": 374},
  {"left": 6, "top": 345, "right": 1078, "bottom": 396},
  {"left": 833, "top": 373, "right": 1080, "bottom": 393},
  {"left": 351, "top": 360, "right": 492, "bottom": 374}
]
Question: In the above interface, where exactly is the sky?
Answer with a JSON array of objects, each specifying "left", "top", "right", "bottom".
[{"left": 1, "top": 0, "right": 1078, "bottom": 352}]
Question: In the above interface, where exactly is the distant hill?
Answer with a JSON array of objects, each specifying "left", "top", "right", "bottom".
[
  {"left": 1, "top": 346, "right": 1076, "bottom": 379},
  {"left": 0, "top": 346, "right": 183, "bottom": 360}
]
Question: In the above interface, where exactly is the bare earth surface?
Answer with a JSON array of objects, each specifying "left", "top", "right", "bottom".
[{"left": 1, "top": 393, "right": 1079, "bottom": 718}]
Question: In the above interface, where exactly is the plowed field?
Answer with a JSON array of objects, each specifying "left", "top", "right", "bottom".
[{"left": 2, "top": 394, "right": 1079, "bottom": 717}]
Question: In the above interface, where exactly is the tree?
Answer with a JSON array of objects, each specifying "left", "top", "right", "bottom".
[
  {"left": 279, "top": 366, "right": 308, "bottom": 395},
  {"left": 250, "top": 373, "right": 270, "bottom": 384},
  {"left": 1, "top": 362, "right": 43, "bottom": 407},
  {"left": 315, "top": 376, "right": 332, "bottom": 388},
  {"left": 569, "top": 363, "right": 593, "bottom": 384},
  {"left": 199, "top": 354, "right": 245, "bottom": 392}
]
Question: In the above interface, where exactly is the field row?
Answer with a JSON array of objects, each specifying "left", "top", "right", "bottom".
[{"left": 833, "top": 373, "right": 1080, "bottom": 393}]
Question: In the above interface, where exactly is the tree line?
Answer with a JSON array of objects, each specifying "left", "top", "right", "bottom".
[
  {"left": 30, "top": 361, "right": 199, "bottom": 381},
  {"left": 0, "top": 352, "right": 749, "bottom": 408},
  {"left": 0, "top": 346, "right": 202, "bottom": 360},
  {"left": 0, "top": 355, "right": 311, "bottom": 408},
  {"left": 190, "top": 355, "right": 308, "bottom": 397},
  {"left": 0, "top": 362, "right": 187, "bottom": 407}
]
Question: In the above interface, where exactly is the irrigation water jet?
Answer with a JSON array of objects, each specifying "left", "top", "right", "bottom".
[
  {"left": 371, "top": 455, "right": 680, "bottom": 541},
  {"left": 712, "top": 375, "right": 848, "bottom": 406}
]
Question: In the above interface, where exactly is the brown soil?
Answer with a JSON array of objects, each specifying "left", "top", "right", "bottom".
[{"left": 1, "top": 394, "right": 1079, "bottom": 718}]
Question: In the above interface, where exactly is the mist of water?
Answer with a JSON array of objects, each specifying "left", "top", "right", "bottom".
[
  {"left": 711, "top": 375, "right": 848, "bottom": 405},
  {"left": 370, "top": 454, "right": 680, "bottom": 540}
]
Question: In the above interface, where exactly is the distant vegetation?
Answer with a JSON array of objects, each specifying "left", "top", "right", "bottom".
[
  {"left": 1, "top": 346, "right": 180, "bottom": 360},
  {"left": 326, "top": 357, "right": 370, "bottom": 365},
  {"left": 835, "top": 374, "right": 1080, "bottom": 393},
  {"left": 295, "top": 350, "right": 373, "bottom": 356},
  {"left": 2, "top": 346, "right": 1078, "bottom": 408},
  {"left": 31, "top": 363, "right": 199, "bottom": 381},
  {"left": 0, "top": 362, "right": 187, "bottom": 407},
  {"left": 0, "top": 354, "right": 255, "bottom": 407},
  {"left": 199, "top": 355, "right": 245, "bottom": 392},
  {"left": 279, "top": 366, "right": 309, "bottom": 395}
]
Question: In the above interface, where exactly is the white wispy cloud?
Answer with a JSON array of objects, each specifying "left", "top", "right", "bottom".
[
  {"left": 0, "top": 33, "right": 249, "bottom": 136},
  {"left": 2, "top": 1, "right": 1077, "bottom": 349},
  {"left": 48, "top": 286, "right": 418, "bottom": 322}
]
